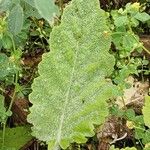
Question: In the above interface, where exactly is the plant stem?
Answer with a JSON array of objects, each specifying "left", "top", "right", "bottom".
[
  {"left": 8, "top": 72, "right": 19, "bottom": 112},
  {"left": 132, "top": 33, "right": 150, "bottom": 55},
  {"left": 1, "top": 71, "right": 19, "bottom": 148},
  {"left": 0, "top": 87, "right": 5, "bottom": 94},
  {"left": 10, "top": 33, "right": 16, "bottom": 52},
  {"left": 2, "top": 122, "right": 6, "bottom": 149},
  {"left": 142, "top": 45, "right": 150, "bottom": 55}
]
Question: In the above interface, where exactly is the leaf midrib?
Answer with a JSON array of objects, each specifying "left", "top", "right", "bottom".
[{"left": 54, "top": 42, "right": 79, "bottom": 148}]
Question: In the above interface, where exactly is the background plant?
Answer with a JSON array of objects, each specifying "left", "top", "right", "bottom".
[{"left": 110, "top": 2, "right": 150, "bottom": 92}]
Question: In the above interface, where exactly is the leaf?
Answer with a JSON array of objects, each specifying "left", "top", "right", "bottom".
[
  {"left": 123, "top": 33, "right": 139, "bottom": 52},
  {"left": 124, "top": 109, "right": 135, "bottom": 120},
  {"left": 8, "top": 4, "right": 24, "bottom": 35},
  {"left": 28, "top": 0, "right": 116, "bottom": 149},
  {"left": 34, "top": 0, "right": 59, "bottom": 23},
  {"left": 135, "top": 127, "right": 145, "bottom": 140},
  {"left": 114, "top": 16, "right": 128, "bottom": 27},
  {"left": 23, "top": 0, "right": 41, "bottom": 18},
  {"left": 1, "top": 33, "right": 13, "bottom": 49},
  {"left": 0, "top": 126, "right": 33, "bottom": 149},
  {"left": 134, "top": 12, "right": 150, "bottom": 22},
  {"left": 24, "top": 3, "right": 41, "bottom": 18},
  {"left": 142, "top": 96, "right": 150, "bottom": 128},
  {"left": 142, "top": 129, "right": 150, "bottom": 144}
]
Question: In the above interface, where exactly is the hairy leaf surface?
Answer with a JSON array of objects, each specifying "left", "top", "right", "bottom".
[{"left": 28, "top": 0, "right": 116, "bottom": 149}]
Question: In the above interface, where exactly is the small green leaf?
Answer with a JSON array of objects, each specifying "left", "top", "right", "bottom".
[
  {"left": 134, "top": 12, "right": 150, "bottom": 22},
  {"left": 0, "top": 126, "right": 33, "bottom": 149},
  {"left": 134, "top": 115, "right": 144, "bottom": 125},
  {"left": 142, "top": 129, "right": 150, "bottom": 144},
  {"left": 8, "top": 4, "right": 24, "bottom": 35},
  {"left": 130, "top": 17, "right": 139, "bottom": 27},
  {"left": 114, "top": 16, "right": 128, "bottom": 27},
  {"left": 1, "top": 33, "right": 13, "bottom": 49},
  {"left": 143, "top": 96, "right": 150, "bottom": 128},
  {"left": 124, "top": 109, "right": 135, "bottom": 120},
  {"left": 112, "top": 32, "right": 124, "bottom": 49},
  {"left": 135, "top": 127, "right": 145, "bottom": 140},
  {"left": 34, "top": 0, "right": 59, "bottom": 23},
  {"left": 142, "top": 60, "right": 149, "bottom": 66},
  {"left": 123, "top": 33, "right": 139, "bottom": 52}
]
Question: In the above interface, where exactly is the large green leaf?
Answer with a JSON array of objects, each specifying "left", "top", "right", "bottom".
[
  {"left": 28, "top": 0, "right": 116, "bottom": 149},
  {"left": 34, "top": 0, "right": 59, "bottom": 23},
  {"left": 22, "top": 0, "right": 41, "bottom": 18},
  {"left": 143, "top": 96, "right": 150, "bottom": 128}
]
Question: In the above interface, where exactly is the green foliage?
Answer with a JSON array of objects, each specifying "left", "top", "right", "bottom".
[
  {"left": 0, "top": 53, "right": 16, "bottom": 80},
  {"left": 0, "top": 50, "right": 22, "bottom": 84},
  {"left": 111, "top": 2, "right": 150, "bottom": 27},
  {"left": 110, "top": 104, "right": 150, "bottom": 147},
  {"left": 0, "top": 0, "right": 42, "bottom": 50},
  {"left": 143, "top": 96, "right": 150, "bottom": 128},
  {"left": 28, "top": 0, "right": 117, "bottom": 149},
  {"left": 125, "top": 114, "right": 150, "bottom": 146},
  {"left": 110, "top": 2, "right": 150, "bottom": 89},
  {"left": 126, "top": 113, "right": 150, "bottom": 146},
  {"left": 0, "top": 126, "right": 32, "bottom": 150},
  {"left": 34, "top": 0, "right": 59, "bottom": 23},
  {"left": 111, "top": 2, "right": 150, "bottom": 55}
]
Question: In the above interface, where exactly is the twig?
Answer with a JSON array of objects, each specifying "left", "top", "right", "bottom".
[{"left": 110, "top": 133, "right": 127, "bottom": 144}]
